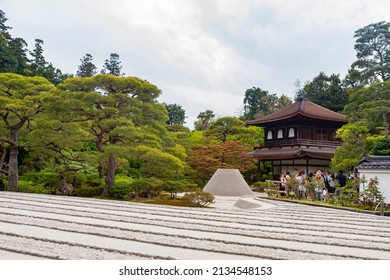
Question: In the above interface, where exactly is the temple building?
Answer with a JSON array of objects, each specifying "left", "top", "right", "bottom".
[{"left": 245, "top": 99, "right": 348, "bottom": 178}]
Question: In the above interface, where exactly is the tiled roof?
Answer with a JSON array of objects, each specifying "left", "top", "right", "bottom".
[
  {"left": 245, "top": 99, "right": 348, "bottom": 125},
  {"left": 357, "top": 155, "right": 390, "bottom": 169},
  {"left": 249, "top": 147, "right": 334, "bottom": 160}
]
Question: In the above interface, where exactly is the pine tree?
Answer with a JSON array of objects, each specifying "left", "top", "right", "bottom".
[
  {"left": 76, "top": 53, "right": 97, "bottom": 77},
  {"left": 101, "top": 53, "right": 124, "bottom": 76}
]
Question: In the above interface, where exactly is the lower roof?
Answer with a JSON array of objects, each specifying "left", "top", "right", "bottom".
[
  {"left": 357, "top": 155, "right": 390, "bottom": 169},
  {"left": 248, "top": 147, "right": 334, "bottom": 160}
]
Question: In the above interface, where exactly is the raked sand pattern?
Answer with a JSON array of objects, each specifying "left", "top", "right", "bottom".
[{"left": 0, "top": 192, "right": 389, "bottom": 260}]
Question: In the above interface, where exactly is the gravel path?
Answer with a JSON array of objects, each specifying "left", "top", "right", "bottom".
[{"left": 0, "top": 192, "right": 389, "bottom": 260}]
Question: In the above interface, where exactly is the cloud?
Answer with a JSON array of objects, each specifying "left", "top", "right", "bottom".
[
  {"left": 158, "top": 83, "right": 244, "bottom": 127},
  {"left": 2, "top": 0, "right": 390, "bottom": 129}
]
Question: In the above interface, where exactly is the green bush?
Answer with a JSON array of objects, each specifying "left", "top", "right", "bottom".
[
  {"left": 110, "top": 175, "right": 134, "bottom": 199},
  {"left": 21, "top": 171, "right": 60, "bottom": 188},
  {"left": 76, "top": 185, "right": 104, "bottom": 197},
  {"left": 84, "top": 173, "right": 103, "bottom": 187},
  {"left": 359, "top": 177, "right": 384, "bottom": 209},
  {"left": 163, "top": 180, "right": 188, "bottom": 199},
  {"left": 251, "top": 181, "right": 268, "bottom": 192},
  {"left": 183, "top": 191, "right": 215, "bottom": 207},
  {"left": 18, "top": 180, "right": 51, "bottom": 194},
  {"left": 131, "top": 177, "right": 164, "bottom": 198}
]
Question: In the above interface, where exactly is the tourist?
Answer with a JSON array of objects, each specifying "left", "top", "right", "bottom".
[
  {"left": 336, "top": 170, "right": 347, "bottom": 187},
  {"left": 279, "top": 172, "right": 287, "bottom": 195},
  {"left": 336, "top": 170, "right": 347, "bottom": 195},
  {"left": 296, "top": 170, "right": 306, "bottom": 198},
  {"left": 314, "top": 169, "right": 325, "bottom": 201},
  {"left": 326, "top": 170, "right": 335, "bottom": 193}
]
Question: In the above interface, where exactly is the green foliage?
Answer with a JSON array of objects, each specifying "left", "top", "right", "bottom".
[
  {"left": 242, "top": 87, "right": 292, "bottom": 120},
  {"left": 76, "top": 185, "right": 104, "bottom": 197},
  {"left": 0, "top": 73, "right": 55, "bottom": 191},
  {"left": 101, "top": 53, "right": 124, "bottom": 76},
  {"left": 20, "top": 171, "right": 60, "bottom": 188},
  {"left": 164, "top": 103, "right": 186, "bottom": 125},
  {"left": 162, "top": 180, "right": 187, "bottom": 199},
  {"left": 242, "top": 87, "right": 270, "bottom": 120},
  {"left": 344, "top": 81, "right": 390, "bottom": 135},
  {"left": 76, "top": 53, "right": 97, "bottom": 77},
  {"left": 251, "top": 181, "right": 268, "bottom": 192},
  {"left": 18, "top": 180, "right": 51, "bottom": 194},
  {"left": 137, "top": 146, "right": 185, "bottom": 179},
  {"left": 27, "top": 39, "right": 67, "bottom": 85},
  {"left": 189, "top": 130, "right": 207, "bottom": 145},
  {"left": 303, "top": 72, "right": 348, "bottom": 112},
  {"left": 359, "top": 177, "right": 384, "bottom": 209},
  {"left": 194, "top": 110, "right": 215, "bottom": 131},
  {"left": 330, "top": 121, "right": 369, "bottom": 173},
  {"left": 109, "top": 175, "right": 134, "bottom": 199},
  {"left": 131, "top": 177, "right": 164, "bottom": 198},
  {"left": 352, "top": 21, "right": 390, "bottom": 83},
  {"left": 55, "top": 74, "right": 164, "bottom": 197},
  {"left": 183, "top": 191, "right": 215, "bottom": 207},
  {"left": 162, "top": 180, "right": 198, "bottom": 199},
  {"left": 206, "top": 117, "right": 247, "bottom": 143},
  {"left": 370, "top": 137, "right": 390, "bottom": 155},
  {"left": 0, "top": 11, "right": 29, "bottom": 75}
]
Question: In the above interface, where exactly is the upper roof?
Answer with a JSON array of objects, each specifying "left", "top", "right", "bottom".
[
  {"left": 245, "top": 99, "right": 348, "bottom": 126},
  {"left": 357, "top": 155, "right": 390, "bottom": 169}
]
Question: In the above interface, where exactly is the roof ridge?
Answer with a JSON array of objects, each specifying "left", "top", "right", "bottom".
[{"left": 299, "top": 99, "right": 305, "bottom": 112}]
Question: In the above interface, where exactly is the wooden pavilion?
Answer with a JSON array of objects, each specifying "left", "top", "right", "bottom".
[{"left": 245, "top": 99, "right": 348, "bottom": 178}]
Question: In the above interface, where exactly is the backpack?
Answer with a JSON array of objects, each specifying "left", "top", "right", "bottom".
[{"left": 322, "top": 174, "right": 329, "bottom": 188}]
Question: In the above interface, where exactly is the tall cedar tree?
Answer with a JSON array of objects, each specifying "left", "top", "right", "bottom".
[
  {"left": 76, "top": 53, "right": 97, "bottom": 77},
  {"left": 101, "top": 53, "right": 124, "bottom": 76}
]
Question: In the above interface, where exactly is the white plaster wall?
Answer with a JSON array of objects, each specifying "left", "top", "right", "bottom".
[{"left": 357, "top": 169, "right": 390, "bottom": 203}]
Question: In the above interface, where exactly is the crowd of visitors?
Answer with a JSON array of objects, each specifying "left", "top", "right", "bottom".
[{"left": 279, "top": 169, "right": 349, "bottom": 201}]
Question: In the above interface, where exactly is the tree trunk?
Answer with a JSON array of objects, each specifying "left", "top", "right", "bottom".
[
  {"left": 0, "top": 145, "right": 6, "bottom": 175},
  {"left": 7, "top": 130, "right": 19, "bottom": 192},
  {"left": 383, "top": 111, "right": 389, "bottom": 138},
  {"left": 102, "top": 156, "right": 116, "bottom": 197},
  {"left": 98, "top": 161, "right": 105, "bottom": 178}
]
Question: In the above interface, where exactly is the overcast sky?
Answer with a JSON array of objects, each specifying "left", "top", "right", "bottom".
[{"left": 1, "top": 0, "right": 389, "bottom": 128}]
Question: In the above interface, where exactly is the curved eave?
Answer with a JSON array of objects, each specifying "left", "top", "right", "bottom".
[
  {"left": 246, "top": 112, "right": 348, "bottom": 126},
  {"left": 248, "top": 148, "right": 334, "bottom": 161}
]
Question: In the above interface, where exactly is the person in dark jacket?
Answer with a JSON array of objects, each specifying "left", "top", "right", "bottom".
[{"left": 336, "top": 170, "right": 347, "bottom": 193}]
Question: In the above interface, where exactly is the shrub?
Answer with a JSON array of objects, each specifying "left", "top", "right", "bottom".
[
  {"left": 163, "top": 181, "right": 186, "bottom": 199},
  {"left": 84, "top": 173, "right": 103, "bottom": 187},
  {"left": 76, "top": 185, "right": 104, "bottom": 197},
  {"left": 110, "top": 175, "right": 134, "bottom": 199},
  {"left": 21, "top": 171, "right": 60, "bottom": 188},
  {"left": 251, "top": 181, "right": 268, "bottom": 192},
  {"left": 183, "top": 191, "right": 215, "bottom": 207},
  {"left": 18, "top": 180, "right": 51, "bottom": 194},
  {"left": 131, "top": 177, "right": 164, "bottom": 198},
  {"left": 359, "top": 177, "right": 384, "bottom": 209},
  {"left": 162, "top": 180, "right": 198, "bottom": 199}
]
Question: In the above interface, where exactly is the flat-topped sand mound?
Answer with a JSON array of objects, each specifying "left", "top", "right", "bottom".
[{"left": 203, "top": 169, "right": 254, "bottom": 196}]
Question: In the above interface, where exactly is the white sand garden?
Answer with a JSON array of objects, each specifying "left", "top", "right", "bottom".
[{"left": 0, "top": 190, "right": 389, "bottom": 260}]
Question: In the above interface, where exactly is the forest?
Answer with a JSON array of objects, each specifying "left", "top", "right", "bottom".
[{"left": 1, "top": 8, "right": 390, "bottom": 201}]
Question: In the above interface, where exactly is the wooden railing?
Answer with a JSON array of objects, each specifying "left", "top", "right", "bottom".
[{"left": 256, "top": 139, "right": 342, "bottom": 149}]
